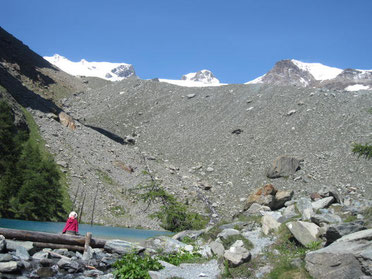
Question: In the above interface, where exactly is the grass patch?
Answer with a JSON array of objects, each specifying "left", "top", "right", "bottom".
[
  {"left": 363, "top": 207, "right": 372, "bottom": 226},
  {"left": 352, "top": 143, "right": 372, "bottom": 159},
  {"left": 220, "top": 234, "right": 254, "bottom": 250},
  {"left": 110, "top": 205, "right": 126, "bottom": 217},
  {"left": 368, "top": 107, "right": 372, "bottom": 114},
  {"left": 263, "top": 225, "right": 317, "bottom": 279},
  {"left": 96, "top": 169, "right": 115, "bottom": 185},
  {"left": 343, "top": 214, "right": 358, "bottom": 223},
  {"left": 158, "top": 250, "right": 203, "bottom": 266},
  {"left": 235, "top": 214, "right": 262, "bottom": 224},
  {"left": 201, "top": 221, "right": 230, "bottom": 242}
]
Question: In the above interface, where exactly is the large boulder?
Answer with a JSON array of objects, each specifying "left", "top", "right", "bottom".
[
  {"left": 271, "top": 190, "right": 294, "bottom": 210},
  {"left": 325, "top": 221, "right": 367, "bottom": 245},
  {"left": 210, "top": 241, "right": 225, "bottom": 257},
  {"left": 0, "top": 235, "right": 5, "bottom": 252},
  {"left": 267, "top": 155, "right": 302, "bottom": 178},
  {"left": 104, "top": 239, "right": 144, "bottom": 255},
  {"left": 6, "top": 240, "right": 34, "bottom": 252},
  {"left": 224, "top": 246, "right": 251, "bottom": 267},
  {"left": 261, "top": 215, "right": 281, "bottom": 235},
  {"left": 296, "top": 198, "right": 314, "bottom": 220},
  {"left": 244, "top": 184, "right": 277, "bottom": 210},
  {"left": 286, "top": 221, "right": 320, "bottom": 246},
  {"left": 0, "top": 261, "right": 18, "bottom": 273},
  {"left": 58, "top": 111, "right": 76, "bottom": 130},
  {"left": 305, "top": 229, "right": 372, "bottom": 278},
  {"left": 244, "top": 184, "right": 294, "bottom": 211},
  {"left": 312, "top": 197, "right": 335, "bottom": 211},
  {"left": 144, "top": 236, "right": 186, "bottom": 254}
]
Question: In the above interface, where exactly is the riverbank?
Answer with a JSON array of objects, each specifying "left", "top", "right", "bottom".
[{"left": 0, "top": 218, "right": 172, "bottom": 244}]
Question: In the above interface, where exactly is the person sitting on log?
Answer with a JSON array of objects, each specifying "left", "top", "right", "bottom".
[{"left": 62, "top": 211, "right": 79, "bottom": 235}]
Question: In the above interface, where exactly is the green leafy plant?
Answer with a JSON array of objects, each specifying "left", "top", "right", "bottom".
[
  {"left": 113, "top": 250, "right": 204, "bottom": 278},
  {"left": 158, "top": 250, "right": 202, "bottom": 266},
  {"left": 134, "top": 172, "right": 209, "bottom": 232},
  {"left": 352, "top": 143, "right": 372, "bottom": 159},
  {"left": 113, "top": 252, "right": 163, "bottom": 279}
]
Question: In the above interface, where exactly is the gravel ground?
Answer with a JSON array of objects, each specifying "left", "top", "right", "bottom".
[{"left": 59, "top": 79, "right": 371, "bottom": 222}]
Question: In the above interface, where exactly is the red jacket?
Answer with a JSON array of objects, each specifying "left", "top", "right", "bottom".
[{"left": 62, "top": 217, "right": 79, "bottom": 233}]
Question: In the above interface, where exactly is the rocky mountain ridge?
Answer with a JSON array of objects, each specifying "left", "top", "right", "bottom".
[{"left": 247, "top": 59, "right": 372, "bottom": 91}]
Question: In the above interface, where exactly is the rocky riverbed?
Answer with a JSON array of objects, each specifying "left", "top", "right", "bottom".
[{"left": 1, "top": 186, "right": 371, "bottom": 279}]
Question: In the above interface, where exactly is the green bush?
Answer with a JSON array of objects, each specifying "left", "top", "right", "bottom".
[
  {"left": 113, "top": 253, "right": 163, "bottom": 279},
  {"left": 158, "top": 250, "right": 202, "bottom": 266},
  {"left": 352, "top": 143, "right": 372, "bottom": 159},
  {"left": 113, "top": 250, "right": 203, "bottom": 278},
  {"left": 136, "top": 176, "right": 209, "bottom": 232}
]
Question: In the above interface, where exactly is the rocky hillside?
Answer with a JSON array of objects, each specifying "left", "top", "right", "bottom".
[
  {"left": 0, "top": 27, "right": 371, "bottom": 230},
  {"left": 62, "top": 78, "right": 372, "bottom": 222}
]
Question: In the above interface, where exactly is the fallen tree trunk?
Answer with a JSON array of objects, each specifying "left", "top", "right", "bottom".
[
  {"left": 0, "top": 228, "right": 106, "bottom": 248},
  {"left": 34, "top": 242, "right": 84, "bottom": 252}
]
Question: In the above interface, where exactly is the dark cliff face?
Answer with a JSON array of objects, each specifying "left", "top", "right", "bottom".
[
  {"left": 260, "top": 60, "right": 316, "bottom": 87},
  {"left": 0, "top": 27, "right": 56, "bottom": 86}
]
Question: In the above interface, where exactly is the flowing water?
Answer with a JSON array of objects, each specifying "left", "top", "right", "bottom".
[{"left": 0, "top": 218, "right": 172, "bottom": 244}]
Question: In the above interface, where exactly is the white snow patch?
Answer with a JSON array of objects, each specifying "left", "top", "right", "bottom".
[
  {"left": 44, "top": 54, "right": 134, "bottom": 81},
  {"left": 245, "top": 75, "right": 265, "bottom": 84},
  {"left": 291, "top": 59, "right": 343, "bottom": 81},
  {"left": 345, "top": 84, "right": 371, "bottom": 91},
  {"left": 159, "top": 79, "right": 225, "bottom": 87}
]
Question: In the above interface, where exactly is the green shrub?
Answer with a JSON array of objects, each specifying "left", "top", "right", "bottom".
[
  {"left": 113, "top": 253, "right": 163, "bottom": 279},
  {"left": 352, "top": 143, "right": 372, "bottom": 159},
  {"left": 113, "top": 250, "right": 203, "bottom": 278},
  {"left": 158, "top": 250, "right": 202, "bottom": 266},
  {"left": 136, "top": 175, "right": 209, "bottom": 232}
]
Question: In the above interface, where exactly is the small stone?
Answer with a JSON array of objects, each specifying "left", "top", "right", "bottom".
[{"left": 187, "top": 94, "right": 196, "bottom": 99}]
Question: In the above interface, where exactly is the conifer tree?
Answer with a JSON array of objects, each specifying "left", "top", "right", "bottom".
[{"left": 11, "top": 142, "right": 65, "bottom": 221}]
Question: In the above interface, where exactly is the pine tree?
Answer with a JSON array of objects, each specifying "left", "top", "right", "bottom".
[
  {"left": 11, "top": 142, "right": 65, "bottom": 221},
  {"left": 0, "top": 101, "right": 26, "bottom": 217}
]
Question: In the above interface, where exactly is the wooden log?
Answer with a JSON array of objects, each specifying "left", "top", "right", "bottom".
[
  {"left": 34, "top": 242, "right": 84, "bottom": 252},
  {"left": 0, "top": 228, "right": 105, "bottom": 248},
  {"left": 84, "top": 232, "right": 92, "bottom": 252}
]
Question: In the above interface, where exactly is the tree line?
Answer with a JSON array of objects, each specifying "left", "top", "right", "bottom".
[{"left": 0, "top": 100, "right": 66, "bottom": 221}]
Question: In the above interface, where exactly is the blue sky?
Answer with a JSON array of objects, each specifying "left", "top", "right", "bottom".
[{"left": 1, "top": 0, "right": 371, "bottom": 83}]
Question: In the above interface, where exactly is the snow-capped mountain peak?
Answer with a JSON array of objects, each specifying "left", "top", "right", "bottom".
[
  {"left": 44, "top": 54, "right": 136, "bottom": 81},
  {"left": 290, "top": 59, "right": 343, "bottom": 81},
  {"left": 181, "top": 69, "right": 220, "bottom": 84},
  {"left": 246, "top": 59, "right": 372, "bottom": 91},
  {"left": 159, "top": 69, "right": 224, "bottom": 87}
]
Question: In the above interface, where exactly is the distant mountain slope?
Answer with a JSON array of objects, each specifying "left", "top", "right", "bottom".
[
  {"left": 247, "top": 59, "right": 372, "bottom": 91},
  {"left": 44, "top": 54, "right": 136, "bottom": 82}
]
